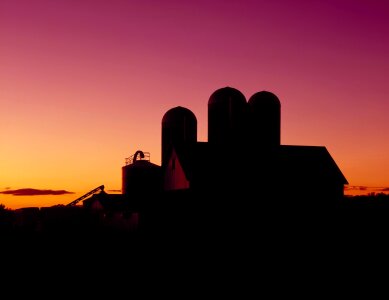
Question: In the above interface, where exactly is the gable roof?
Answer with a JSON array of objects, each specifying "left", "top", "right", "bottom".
[
  {"left": 170, "top": 142, "right": 348, "bottom": 185},
  {"left": 278, "top": 145, "right": 348, "bottom": 184}
]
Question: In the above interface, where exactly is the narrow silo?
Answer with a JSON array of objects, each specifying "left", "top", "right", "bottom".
[
  {"left": 208, "top": 87, "right": 247, "bottom": 146},
  {"left": 247, "top": 91, "right": 281, "bottom": 148},
  {"left": 161, "top": 106, "right": 197, "bottom": 167},
  {"left": 122, "top": 150, "right": 161, "bottom": 195}
]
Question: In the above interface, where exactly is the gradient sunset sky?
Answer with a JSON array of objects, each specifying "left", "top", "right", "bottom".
[{"left": 1, "top": 0, "right": 388, "bottom": 209}]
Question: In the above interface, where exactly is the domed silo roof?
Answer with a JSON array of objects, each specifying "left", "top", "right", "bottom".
[
  {"left": 248, "top": 91, "right": 280, "bottom": 109},
  {"left": 248, "top": 91, "right": 281, "bottom": 148},
  {"left": 162, "top": 106, "right": 197, "bottom": 125},
  {"left": 161, "top": 106, "right": 197, "bottom": 167},
  {"left": 208, "top": 87, "right": 247, "bottom": 146},
  {"left": 208, "top": 87, "right": 247, "bottom": 107}
]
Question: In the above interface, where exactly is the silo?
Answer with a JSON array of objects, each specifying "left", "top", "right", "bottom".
[
  {"left": 247, "top": 91, "right": 281, "bottom": 148},
  {"left": 122, "top": 151, "right": 161, "bottom": 195},
  {"left": 208, "top": 87, "right": 247, "bottom": 146},
  {"left": 161, "top": 106, "right": 197, "bottom": 167}
]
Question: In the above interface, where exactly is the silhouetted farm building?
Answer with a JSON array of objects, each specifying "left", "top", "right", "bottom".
[
  {"left": 162, "top": 87, "right": 348, "bottom": 206},
  {"left": 3, "top": 87, "right": 348, "bottom": 236}
]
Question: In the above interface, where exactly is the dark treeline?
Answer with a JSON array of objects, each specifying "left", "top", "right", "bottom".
[
  {"left": 2, "top": 194, "right": 389, "bottom": 292},
  {"left": 2, "top": 193, "right": 389, "bottom": 238}
]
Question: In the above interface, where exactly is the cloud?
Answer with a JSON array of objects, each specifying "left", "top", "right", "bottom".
[
  {"left": 344, "top": 186, "right": 368, "bottom": 191},
  {"left": 344, "top": 186, "right": 389, "bottom": 193},
  {"left": 0, "top": 188, "right": 74, "bottom": 196},
  {"left": 107, "top": 189, "right": 122, "bottom": 193}
]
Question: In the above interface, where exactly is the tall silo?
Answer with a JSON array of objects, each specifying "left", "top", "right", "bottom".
[
  {"left": 247, "top": 91, "right": 281, "bottom": 148},
  {"left": 161, "top": 106, "right": 197, "bottom": 167},
  {"left": 208, "top": 87, "right": 247, "bottom": 146}
]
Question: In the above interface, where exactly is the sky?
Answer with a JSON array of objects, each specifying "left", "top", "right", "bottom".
[{"left": 1, "top": 0, "right": 388, "bottom": 209}]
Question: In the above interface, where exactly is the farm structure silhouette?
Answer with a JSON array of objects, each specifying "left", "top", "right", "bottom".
[
  {"left": 161, "top": 87, "right": 347, "bottom": 205},
  {"left": 4, "top": 87, "right": 352, "bottom": 236}
]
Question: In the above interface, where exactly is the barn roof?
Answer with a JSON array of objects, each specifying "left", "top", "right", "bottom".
[{"left": 171, "top": 143, "right": 348, "bottom": 185}]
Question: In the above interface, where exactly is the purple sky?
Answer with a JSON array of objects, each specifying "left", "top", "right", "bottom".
[{"left": 1, "top": 0, "right": 389, "bottom": 208}]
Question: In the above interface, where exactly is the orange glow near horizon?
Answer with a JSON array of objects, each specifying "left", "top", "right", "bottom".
[{"left": 1, "top": 0, "right": 389, "bottom": 209}]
